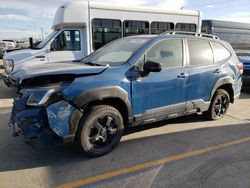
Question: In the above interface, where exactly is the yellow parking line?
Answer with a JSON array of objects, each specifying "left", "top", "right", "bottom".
[{"left": 57, "top": 136, "right": 250, "bottom": 188}]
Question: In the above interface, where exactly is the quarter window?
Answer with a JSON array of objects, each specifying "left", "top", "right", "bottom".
[
  {"left": 145, "top": 39, "right": 183, "bottom": 68},
  {"left": 151, "top": 22, "right": 174, "bottom": 34},
  {"left": 92, "top": 19, "right": 122, "bottom": 50},
  {"left": 124, "top": 20, "right": 149, "bottom": 37},
  {"left": 53, "top": 30, "right": 81, "bottom": 51},
  {"left": 176, "top": 23, "right": 197, "bottom": 32},
  {"left": 212, "top": 42, "right": 231, "bottom": 62},
  {"left": 188, "top": 40, "right": 213, "bottom": 66}
]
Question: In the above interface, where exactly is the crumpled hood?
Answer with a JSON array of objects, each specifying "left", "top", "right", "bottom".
[{"left": 11, "top": 61, "right": 108, "bottom": 87}]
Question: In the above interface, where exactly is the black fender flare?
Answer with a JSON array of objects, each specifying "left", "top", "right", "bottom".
[
  {"left": 210, "top": 76, "right": 234, "bottom": 101},
  {"left": 69, "top": 86, "right": 132, "bottom": 135}
]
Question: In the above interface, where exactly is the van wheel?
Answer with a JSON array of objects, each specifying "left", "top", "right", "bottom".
[
  {"left": 203, "top": 89, "right": 230, "bottom": 120},
  {"left": 76, "top": 105, "right": 124, "bottom": 157}
]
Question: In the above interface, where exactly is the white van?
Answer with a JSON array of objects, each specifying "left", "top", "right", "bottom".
[{"left": 3, "top": 0, "right": 202, "bottom": 86}]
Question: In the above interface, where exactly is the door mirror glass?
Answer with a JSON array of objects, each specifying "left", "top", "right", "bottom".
[{"left": 143, "top": 61, "right": 162, "bottom": 73}]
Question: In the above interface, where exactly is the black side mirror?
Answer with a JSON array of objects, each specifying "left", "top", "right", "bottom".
[{"left": 143, "top": 61, "right": 162, "bottom": 73}]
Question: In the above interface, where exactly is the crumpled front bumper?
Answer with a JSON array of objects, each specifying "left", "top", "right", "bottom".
[{"left": 10, "top": 96, "right": 81, "bottom": 145}]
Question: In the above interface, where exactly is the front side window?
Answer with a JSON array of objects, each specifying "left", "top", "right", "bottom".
[
  {"left": 176, "top": 23, "right": 197, "bottom": 32},
  {"left": 53, "top": 30, "right": 81, "bottom": 51},
  {"left": 145, "top": 39, "right": 183, "bottom": 68},
  {"left": 81, "top": 37, "right": 150, "bottom": 67},
  {"left": 124, "top": 20, "right": 149, "bottom": 37},
  {"left": 212, "top": 42, "right": 231, "bottom": 62},
  {"left": 37, "top": 30, "right": 58, "bottom": 49},
  {"left": 151, "top": 22, "right": 174, "bottom": 34},
  {"left": 92, "top": 19, "right": 122, "bottom": 50},
  {"left": 188, "top": 40, "right": 213, "bottom": 66}
]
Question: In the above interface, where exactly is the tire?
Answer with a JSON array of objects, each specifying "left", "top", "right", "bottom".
[
  {"left": 76, "top": 105, "right": 124, "bottom": 157},
  {"left": 203, "top": 89, "right": 230, "bottom": 120}
]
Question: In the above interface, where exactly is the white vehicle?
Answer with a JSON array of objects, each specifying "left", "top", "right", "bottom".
[
  {"left": 0, "top": 41, "right": 16, "bottom": 59},
  {"left": 3, "top": 0, "right": 202, "bottom": 86}
]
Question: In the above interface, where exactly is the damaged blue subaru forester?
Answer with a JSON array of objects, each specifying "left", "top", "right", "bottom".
[{"left": 9, "top": 33, "right": 243, "bottom": 156}]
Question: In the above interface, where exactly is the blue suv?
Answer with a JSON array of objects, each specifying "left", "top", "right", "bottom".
[
  {"left": 238, "top": 55, "right": 250, "bottom": 86},
  {"left": 10, "top": 33, "right": 243, "bottom": 156}
]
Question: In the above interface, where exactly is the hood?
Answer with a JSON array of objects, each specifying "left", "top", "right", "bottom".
[
  {"left": 3, "top": 49, "right": 43, "bottom": 64},
  {"left": 12, "top": 62, "right": 108, "bottom": 88}
]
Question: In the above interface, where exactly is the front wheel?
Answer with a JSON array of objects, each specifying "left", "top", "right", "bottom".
[
  {"left": 76, "top": 105, "right": 124, "bottom": 157},
  {"left": 203, "top": 89, "right": 230, "bottom": 120}
]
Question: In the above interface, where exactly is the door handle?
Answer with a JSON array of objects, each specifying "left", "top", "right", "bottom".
[
  {"left": 214, "top": 69, "right": 221, "bottom": 74},
  {"left": 177, "top": 73, "right": 188, "bottom": 79}
]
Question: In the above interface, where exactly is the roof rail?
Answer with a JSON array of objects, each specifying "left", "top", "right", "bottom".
[{"left": 161, "top": 31, "right": 219, "bottom": 39}]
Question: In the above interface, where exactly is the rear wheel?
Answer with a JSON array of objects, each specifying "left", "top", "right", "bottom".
[
  {"left": 76, "top": 105, "right": 124, "bottom": 157},
  {"left": 203, "top": 89, "right": 230, "bottom": 120}
]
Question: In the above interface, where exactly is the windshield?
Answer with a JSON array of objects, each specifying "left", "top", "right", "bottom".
[
  {"left": 36, "top": 30, "right": 58, "bottom": 49},
  {"left": 81, "top": 37, "right": 151, "bottom": 66}
]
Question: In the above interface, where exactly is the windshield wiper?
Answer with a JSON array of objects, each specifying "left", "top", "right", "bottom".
[{"left": 83, "top": 61, "right": 102, "bottom": 66}]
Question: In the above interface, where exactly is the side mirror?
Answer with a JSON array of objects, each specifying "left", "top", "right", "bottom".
[{"left": 143, "top": 61, "right": 162, "bottom": 73}]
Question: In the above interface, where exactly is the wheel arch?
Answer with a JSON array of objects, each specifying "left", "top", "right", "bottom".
[
  {"left": 210, "top": 76, "right": 234, "bottom": 103},
  {"left": 69, "top": 86, "right": 132, "bottom": 136}
]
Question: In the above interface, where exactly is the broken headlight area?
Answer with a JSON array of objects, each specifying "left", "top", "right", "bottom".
[
  {"left": 10, "top": 86, "right": 80, "bottom": 145},
  {"left": 20, "top": 86, "right": 62, "bottom": 107}
]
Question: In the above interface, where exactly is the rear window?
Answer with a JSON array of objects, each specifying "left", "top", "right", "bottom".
[
  {"left": 212, "top": 42, "right": 231, "bottom": 62},
  {"left": 188, "top": 40, "right": 214, "bottom": 66}
]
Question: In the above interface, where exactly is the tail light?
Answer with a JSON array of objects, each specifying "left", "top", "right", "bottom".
[{"left": 237, "top": 62, "right": 243, "bottom": 74}]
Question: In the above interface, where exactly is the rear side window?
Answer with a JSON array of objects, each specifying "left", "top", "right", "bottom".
[
  {"left": 188, "top": 40, "right": 213, "bottom": 66},
  {"left": 92, "top": 18, "right": 122, "bottom": 50},
  {"left": 151, "top": 22, "right": 174, "bottom": 34},
  {"left": 123, "top": 20, "right": 149, "bottom": 37},
  {"left": 176, "top": 23, "right": 197, "bottom": 32},
  {"left": 212, "top": 42, "right": 231, "bottom": 62},
  {"left": 146, "top": 39, "right": 183, "bottom": 68}
]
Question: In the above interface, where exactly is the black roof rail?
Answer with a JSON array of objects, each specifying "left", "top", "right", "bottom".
[{"left": 161, "top": 31, "right": 219, "bottom": 39}]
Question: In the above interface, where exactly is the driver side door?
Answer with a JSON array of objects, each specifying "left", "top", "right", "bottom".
[
  {"left": 131, "top": 39, "right": 188, "bottom": 122},
  {"left": 48, "top": 30, "right": 83, "bottom": 63}
]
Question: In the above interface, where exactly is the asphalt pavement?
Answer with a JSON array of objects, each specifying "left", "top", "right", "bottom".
[{"left": 0, "top": 79, "right": 250, "bottom": 188}]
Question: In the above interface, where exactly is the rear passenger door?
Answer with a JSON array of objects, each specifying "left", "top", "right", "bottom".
[{"left": 186, "top": 39, "right": 218, "bottom": 103}]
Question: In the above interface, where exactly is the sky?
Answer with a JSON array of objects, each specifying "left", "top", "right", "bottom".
[{"left": 0, "top": 0, "right": 250, "bottom": 40}]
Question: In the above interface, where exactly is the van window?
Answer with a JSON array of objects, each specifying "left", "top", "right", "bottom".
[
  {"left": 151, "top": 22, "right": 174, "bottom": 34},
  {"left": 92, "top": 19, "right": 122, "bottom": 50},
  {"left": 54, "top": 30, "right": 80, "bottom": 51},
  {"left": 212, "top": 42, "right": 231, "bottom": 62},
  {"left": 145, "top": 39, "right": 183, "bottom": 68},
  {"left": 124, "top": 20, "right": 149, "bottom": 37},
  {"left": 176, "top": 23, "right": 197, "bottom": 32},
  {"left": 188, "top": 40, "right": 213, "bottom": 65}
]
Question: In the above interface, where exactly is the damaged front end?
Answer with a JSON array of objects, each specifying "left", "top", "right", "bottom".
[{"left": 10, "top": 85, "right": 82, "bottom": 145}]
